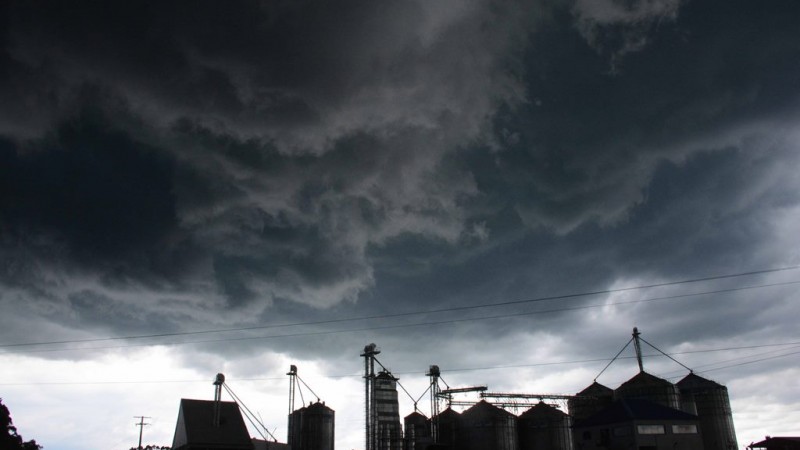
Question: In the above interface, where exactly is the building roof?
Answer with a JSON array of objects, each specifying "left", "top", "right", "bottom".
[
  {"left": 437, "top": 407, "right": 461, "bottom": 419},
  {"left": 576, "top": 381, "right": 613, "bottom": 397},
  {"left": 376, "top": 370, "right": 398, "bottom": 380},
  {"left": 461, "top": 400, "right": 515, "bottom": 420},
  {"left": 303, "top": 401, "right": 334, "bottom": 414},
  {"left": 172, "top": 399, "right": 253, "bottom": 450},
  {"left": 519, "top": 401, "right": 568, "bottom": 419},
  {"left": 676, "top": 372, "right": 725, "bottom": 390},
  {"left": 405, "top": 411, "right": 428, "bottom": 422},
  {"left": 617, "top": 371, "right": 677, "bottom": 390},
  {"left": 573, "top": 398, "right": 697, "bottom": 428},
  {"left": 749, "top": 436, "right": 800, "bottom": 449}
]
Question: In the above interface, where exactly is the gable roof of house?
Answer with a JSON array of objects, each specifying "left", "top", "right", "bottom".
[{"left": 172, "top": 399, "right": 253, "bottom": 450}]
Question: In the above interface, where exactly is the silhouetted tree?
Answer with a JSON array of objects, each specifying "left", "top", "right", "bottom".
[{"left": 1, "top": 398, "right": 42, "bottom": 450}]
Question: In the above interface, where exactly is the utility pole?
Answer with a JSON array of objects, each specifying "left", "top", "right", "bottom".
[{"left": 134, "top": 416, "right": 151, "bottom": 449}]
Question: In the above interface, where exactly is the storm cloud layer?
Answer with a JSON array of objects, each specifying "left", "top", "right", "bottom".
[{"left": 1, "top": 0, "right": 800, "bottom": 448}]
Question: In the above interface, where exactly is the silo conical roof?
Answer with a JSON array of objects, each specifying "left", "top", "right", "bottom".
[
  {"left": 520, "top": 401, "right": 568, "bottom": 419},
  {"left": 438, "top": 407, "right": 461, "bottom": 419},
  {"left": 576, "top": 381, "right": 613, "bottom": 397},
  {"left": 618, "top": 371, "right": 675, "bottom": 389},
  {"left": 462, "top": 400, "right": 515, "bottom": 420},
  {"left": 405, "top": 411, "right": 428, "bottom": 422},
  {"left": 305, "top": 401, "right": 334, "bottom": 413},
  {"left": 676, "top": 372, "right": 724, "bottom": 390},
  {"left": 615, "top": 371, "right": 680, "bottom": 410}
]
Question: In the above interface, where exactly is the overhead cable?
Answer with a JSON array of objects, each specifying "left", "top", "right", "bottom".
[
  {"left": 2, "top": 266, "right": 798, "bottom": 349},
  {"left": 4, "top": 280, "right": 799, "bottom": 355}
]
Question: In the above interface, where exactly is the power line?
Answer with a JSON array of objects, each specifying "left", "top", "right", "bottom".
[
  {"left": 3, "top": 279, "right": 798, "bottom": 355},
  {"left": 699, "top": 348, "right": 800, "bottom": 374},
  {"left": 660, "top": 344, "right": 800, "bottom": 379},
  {"left": 2, "top": 265, "right": 797, "bottom": 349},
  {"left": 3, "top": 340, "right": 800, "bottom": 386}
]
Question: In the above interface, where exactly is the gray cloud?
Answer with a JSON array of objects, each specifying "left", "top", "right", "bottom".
[
  {"left": 572, "top": 0, "right": 683, "bottom": 72},
  {"left": 0, "top": 0, "right": 538, "bottom": 328},
  {"left": 1, "top": 3, "right": 800, "bottom": 447}
]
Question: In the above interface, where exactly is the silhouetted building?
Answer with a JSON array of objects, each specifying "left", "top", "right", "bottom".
[
  {"left": 375, "top": 371, "right": 403, "bottom": 450},
  {"left": 569, "top": 382, "right": 614, "bottom": 422},
  {"left": 288, "top": 401, "right": 335, "bottom": 450},
  {"left": 457, "top": 400, "right": 519, "bottom": 450},
  {"left": 572, "top": 398, "right": 702, "bottom": 450},
  {"left": 434, "top": 407, "right": 461, "bottom": 448},
  {"left": 614, "top": 372, "right": 681, "bottom": 410},
  {"left": 677, "top": 373, "right": 738, "bottom": 450},
  {"left": 518, "top": 402, "right": 573, "bottom": 450},
  {"left": 172, "top": 399, "right": 253, "bottom": 450},
  {"left": 403, "top": 411, "right": 432, "bottom": 450},
  {"left": 749, "top": 437, "right": 800, "bottom": 449}
]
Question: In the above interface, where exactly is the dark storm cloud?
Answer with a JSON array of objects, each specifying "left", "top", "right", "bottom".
[
  {"left": 0, "top": 0, "right": 534, "bottom": 345},
  {"left": 0, "top": 111, "right": 176, "bottom": 262},
  {"left": 1, "top": 0, "right": 800, "bottom": 369},
  {"left": 485, "top": 0, "right": 800, "bottom": 233}
]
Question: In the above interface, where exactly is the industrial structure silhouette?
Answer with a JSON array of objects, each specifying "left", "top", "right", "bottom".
[{"left": 170, "top": 328, "right": 738, "bottom": 450}]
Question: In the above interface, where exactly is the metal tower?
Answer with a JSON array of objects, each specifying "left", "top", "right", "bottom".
[
  {"left": 361, "top": 343, "right": 380, "bottom": 450},
  {"left": 288, "top": 365, "right": 298, "bottom": 415},
  {"left": 426, "top": 365, "right": 441, "bottom": 443}
]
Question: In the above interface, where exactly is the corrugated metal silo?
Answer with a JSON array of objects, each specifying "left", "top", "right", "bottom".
[
  {"left": 435, "top": 407, "right": 461, "bottom": 447},
  {"left": 404, "top": 411, "right": 432, "bottom": 450},
  {"left": 677, "top": 373, "right": 738, "bottom": 450},
  {"left": 518, "top": 401, "right": 573, "bottom": 450},
  {"left": 614, "top": 371, "right": 680, "bottom": 410},
  {"left": 567, "top": 382, "right": 614, "bottom": 422},
  {"left": 288, "top": 401, "right": 335, "bottom": 450},
  {"left": 458, "top": 400, "right": 519, "bottom": 450}
]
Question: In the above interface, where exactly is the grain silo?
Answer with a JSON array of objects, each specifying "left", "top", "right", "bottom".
[
  {"left": 518, "top": 401, "right": 573, "bottom": 450},
  {"left": 288, "top": 401, "right": 335, "bottom": 450},
  {"left": 435, "top": 407, "right": 461, "bottom": 447},
  {"left": 614, "top": 371, "right": 681, "bottom": 410},
  {"left": 458, "top": 400, "right": 519, "bottom": 450},
  {"left": 568, "top": 382, "right": 614, "bottom": 422},
  {"left": 404, "top": 411, "right": 432, "bottom": 450},
  {"left": 677, "top": 372, "right": 738, "bottom": 450}
]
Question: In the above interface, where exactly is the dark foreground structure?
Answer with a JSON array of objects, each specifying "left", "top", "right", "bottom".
[
  {"left": 403, "top": 345, "right": 737, "bottom": 450},
  {"left": 572, "top": 398, "right": 702, "bottom": 450},
  {"left": 749, "top": 437, "right": 800, "bottom": 450},
  {"left": 289, "top": 401, "right": 335, "bottom": 450},
  {"left": 172, "top": 399, "right": 253, "bottom": 450}
]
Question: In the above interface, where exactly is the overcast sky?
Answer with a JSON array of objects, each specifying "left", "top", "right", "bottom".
[{"left": 1, "top": 1, "right": 800, "bottom": 449}]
